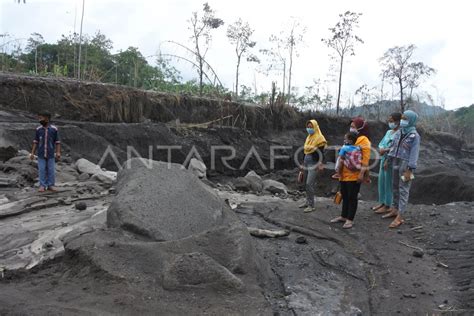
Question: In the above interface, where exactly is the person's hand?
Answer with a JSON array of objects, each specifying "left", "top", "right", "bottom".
[
  {"left": 29, "top": 153, "right": 35, "bottom": 160},
  {"left": 55, "top": 152, "right": 61, "bottom": 161},
  {"left": 357, "top": 172, "right": 365, "bottom": 183},
  {"left": 403, "top": 169, "right": 413, "bottom": 182},
  {"left": 383, "top": 160, "right": 389, "bottom": 171},
  {"left": 317, "top": 163, "right": 324, "bottom": 172}
]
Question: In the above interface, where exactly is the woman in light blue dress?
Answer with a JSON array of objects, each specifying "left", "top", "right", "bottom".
[{"left": 372, "top": 112, "right": 401, "bottom": 214}]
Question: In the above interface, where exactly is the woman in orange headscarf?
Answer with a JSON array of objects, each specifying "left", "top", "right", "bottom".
[
  {"left": 330, "top": 117, "right": 371, "bottom": 229},
  {"left": 299, "top": 119, "right": 327, "bottom": 213}
]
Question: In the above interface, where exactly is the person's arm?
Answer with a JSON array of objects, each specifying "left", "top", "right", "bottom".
[
  {"left": 54, "top": 129, "right": 61, "bottom": 160},
  {"left": 358, "top": 139, "right": 371, "bottom": 182},
  {"left": 30, "top": 129, "right": 39, "bottom": 160},
  {"left": 407, "top": 134, "right": 420, "bottom": 170}
]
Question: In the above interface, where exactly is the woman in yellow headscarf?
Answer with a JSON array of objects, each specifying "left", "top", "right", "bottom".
[{"left": 300, "top": 119, "right": 327, "bottom": 213}]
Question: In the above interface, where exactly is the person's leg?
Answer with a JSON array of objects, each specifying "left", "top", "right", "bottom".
[
  {"left": 37, "top": 158, "right": 47, "bottom": 190},
  {"left": 340, "top": 181, "right": 349, "bottom": 219},
  {"left": 346, "top": 181, "right": 361, "bottom": 221},
  {"left": 391, "top": 158, "right": 401, "bottom": 210},
  {"left": 384, "top": 159, "right": 394, "bottom": 207},
  {"left": 377, "top": 161, "right": 386, "bottom": 204},
  {"left": 397, "top": 160, "right": 412, "bottom": 215},
  {"left": 46, "top": 158, "right": 56, "bottom": 188},
  {"left": 305, "top": 167, "right": 317, "bottom": 208}
]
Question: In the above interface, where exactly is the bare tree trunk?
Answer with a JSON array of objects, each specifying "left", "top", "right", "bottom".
[
  {"left": 77, "top": 0, "right": 85, "bottom": 80},
  {"left": 282, "top": 61, "right": 286, "bottom": 96},
  {"left": 399, "top": 78, "right": 404, "bottom": 112},
  {"left": 287, "top": 41, "right": 294, "bottom": 105},
  {"left": 34, "top": 47, "right": 38, "bottom": 73},
  {"left": 336, "top": 56, "right": 344, "bottom": 115},
  {"left": 235, "top": 56, "right": 241, "bottom": 96}
]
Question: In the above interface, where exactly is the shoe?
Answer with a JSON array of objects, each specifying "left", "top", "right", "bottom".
[
  {"left": 331, "top": 174, "right": 340, "bottom": 179},
  {"left": 48, "top": 186, "right": 58, "bottom": 192},
  {"left": 38, "top": 186, "right": 46, "bottom": 193},
  {"left": 330, "top": 217, "right": 346, "bottom": 223},
  {"left": 298, "top": 202, "right": 308, "bottom": 209},
  {"left": 303, "top": 206, "right": 315, "bottom": 213},
  {"left": 343, "top": 221, "right": 353, "bottom": 229}
]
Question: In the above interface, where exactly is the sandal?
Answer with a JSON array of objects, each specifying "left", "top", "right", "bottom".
[
  {"left": 330, "top": 216, "right": 346, "bottom": 223},
  {"left": 343, "top": 221, "right": 353, "bottom": 229},
  {"left": 375, "top": 207, "right": 390, "bottom": 214},
  {"left": 371, "top": 204, "right": 385, "bottom": 211},
  {"left": 389, "top": 217, "right": 405, "bottom": 228},
  {"left": 382, "top": 210, "right": 398, "bottom": 219}
]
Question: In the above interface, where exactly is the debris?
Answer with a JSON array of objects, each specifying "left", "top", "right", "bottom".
[
  {"left": 403, "top": 293, "right": 417, "bottom": 298},
  {"left": 247, "top": 227, "right": 289, "bottom": 238},
  {"left": 436, "top": 261, "right": 449, "bottom": 269},
  {"left": 398, "top": 241, "right": 423, "bottom": 252}
]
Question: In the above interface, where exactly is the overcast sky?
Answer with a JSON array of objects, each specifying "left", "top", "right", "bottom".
[{"left": 1, "top": 0, "right": 473, "bottom": 109}]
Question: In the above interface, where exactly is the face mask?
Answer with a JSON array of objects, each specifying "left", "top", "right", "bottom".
[
  {"left": 39, "top": 120, "right": 48, "bottom": 126},
  {"left": 388, "top": 122, "right": 397, "bottom": 129},
  {"left": 349, "top": 127, "right": 359, "bottom": 134},
  {"left": 400, "top": 119, "right": 409, "bottom": 128},
  {"left": 306, "top": 128, "right": 315, "bottom": 135}
]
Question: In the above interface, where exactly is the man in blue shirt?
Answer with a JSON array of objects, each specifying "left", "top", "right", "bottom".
[{"left": 29, "top": 112, "right": 61, "bottom": 192}]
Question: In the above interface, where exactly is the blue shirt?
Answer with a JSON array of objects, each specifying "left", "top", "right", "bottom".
[
  {"left": 339, "top": 144, "right": 359, "bottom": 157},
  {"left": 34, "top": 125, "right": 60, "bottom": 159},
  {"left": 388, "top": 130, "right": 420, "bottom": 170}
]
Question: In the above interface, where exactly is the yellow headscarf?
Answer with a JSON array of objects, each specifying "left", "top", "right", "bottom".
[{"left": 304, "top": 119, "right": 327, "bottom": 154}]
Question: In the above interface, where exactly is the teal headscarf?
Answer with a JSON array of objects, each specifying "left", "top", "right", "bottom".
[{"left": 402, "top": 110, "right": 418, "bottom": 134}]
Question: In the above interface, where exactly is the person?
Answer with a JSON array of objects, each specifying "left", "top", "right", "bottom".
[
  {"left": 30, "top": 112, "right": 61, "bottom": 192},
  {"left": 299, "top": 119, "right": 327, "bottom": 213},
  {"left": 372, "top": 113, "right": 402, "bottom": 214},
  {"left": 330, "top": 117, "right": 371, "bottom": 229},
  {"left": 384, "top": 110, "right": 420, "bottom": 228},
  {"left": 332, "top": 132, "right": 361, "bottom": 179}
]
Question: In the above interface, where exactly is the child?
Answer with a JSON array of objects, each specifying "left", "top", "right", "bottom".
[
  {"left": 29, "top": 112, "right": 61, "bottom": 192},
  {"left": 332, "top": 132, "right": 361, "bottom": 179}
]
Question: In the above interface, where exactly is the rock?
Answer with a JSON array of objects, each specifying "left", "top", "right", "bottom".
[
  {"left": 75, "top": 202, "right": 87, "bottom": 211},
  {"left": 76, "top": 158, "right": 103, "bottom": 175},
  {"left": 403, "top": 293, "right": 417, "bottom": 298},
  {"left": 232, "top": 177, "right": 253, "bottom": 192},
  {"left": 244, "top": 171, "right": 263, "bottom": 192},
  {"left": 447, "top": 234, "right": 462, "bottom": 243},
  {"left": 295, "top": 236, "right": 307, "bottom": 244},
  {"left": 412, "top": 250, "right": 424, "bottom": 258},
  {"left": 0, "top": 146, "right": 17, "bottom": 162},
  {"left": 187, "top": 158, "right": 207, "bottom": 179},
  {"left": 248, "top": 227, "right": 289, "bottom": 238},
  {"left": 162, "top": 252, "right": 244, "bottom": 291},
  {"left": 467, "top": 219, "right": 474, "bottom": 224},
  {"left": 17, "top": 149, "right": 30, "bottom": 156},
  {"left": 107, "top": 159, "right": 231, "bottom": 241},
  {"left": 78, "top": 173, "right": 90, "bottom": 181},
  {"left": 91, "top": 172, "right": 116, "bottom": 185},
  {"left": 262, "top": 179, "right": 288, "bottom": 195}
]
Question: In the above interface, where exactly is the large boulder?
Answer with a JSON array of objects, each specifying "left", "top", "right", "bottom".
[
  {"left": 62, "top": 158, "right": 276, "bottom": 314},
  {"left": 107, "top": 158, "right": 229, "bottom": 241}
]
